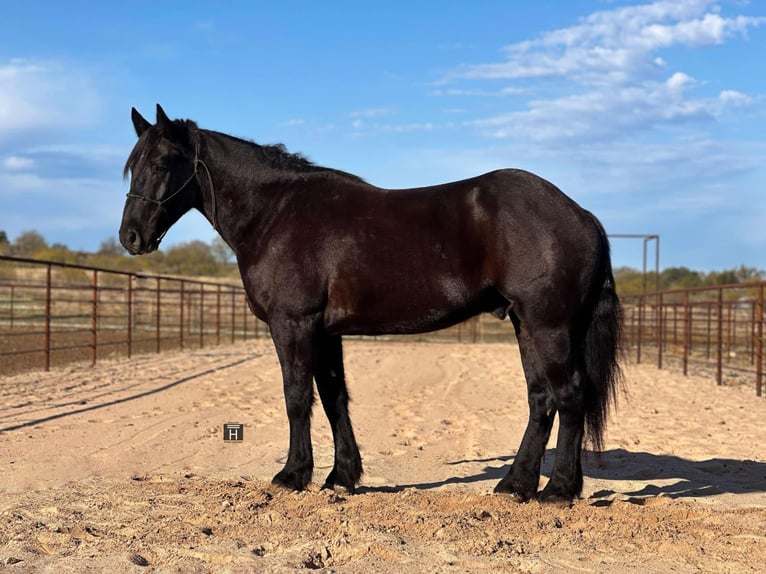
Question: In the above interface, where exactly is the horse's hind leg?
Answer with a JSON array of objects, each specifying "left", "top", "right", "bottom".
[
  {"left": 528, "top": 326, "right": 586, "bottom": 502},
  {"left": 538, "top": 350, "right": 586, "bottom": 502},
  {"left": 494, "top": 313, "right": 557, "bottom": 501},
  {"left": 315, "top": 333, "right": 363, "bottom": 493}
]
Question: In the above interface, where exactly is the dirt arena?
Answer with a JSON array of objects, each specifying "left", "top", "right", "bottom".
[{"left": 1, "top": 340, "right": 765, "bottom": 573}]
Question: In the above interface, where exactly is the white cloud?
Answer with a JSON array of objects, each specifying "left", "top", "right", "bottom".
[
  {"left": 350, "top": 121, "right": 442, "bottom": 136},
  {"left": 429, "top": 87, "right": 526, "bottom": 97},
  {"left": 464, "top": 74, "right": 719, "bottom": 143},
  {"left": 666, "top": 71, "right": 695, "bottom": 90},
  {"left": 2, "top": 156, "right": 35, "bottom": 170},
  {"left": 0, "top": 58, "right": 102, "bottom": 137},
  {"left": 442, "top": 0, "right": 763, "bottom": 85},
  {"left": 718, "top": 89, "right": 752, "bottom": 105},
  {"left": 349, "top": 107, "right": 395, "bottom": 118},
  {"left": 439, "top": 1, "right": 762, "bottom": 146}
]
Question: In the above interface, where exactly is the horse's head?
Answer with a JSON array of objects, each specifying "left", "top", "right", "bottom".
[{"left": 120, "top": 104, "right": 200, "bottom": 255}]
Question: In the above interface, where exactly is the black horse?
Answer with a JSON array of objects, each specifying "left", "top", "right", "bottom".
[{"left": 120, "top": 105, "right": 622, "bottom": 502}]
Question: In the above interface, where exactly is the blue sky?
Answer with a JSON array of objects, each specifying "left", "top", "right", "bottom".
[{"left": 1, "top": 0, "right": 764, "bottom": 271}]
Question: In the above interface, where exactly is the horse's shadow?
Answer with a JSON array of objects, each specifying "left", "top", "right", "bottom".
[{"left": 358, "top": 448, "right": 766, "bottom": 501}]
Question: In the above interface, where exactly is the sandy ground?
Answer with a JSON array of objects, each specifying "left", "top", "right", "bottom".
[{"left": 1, "top": 339, "right": 765, "bottom": 573}]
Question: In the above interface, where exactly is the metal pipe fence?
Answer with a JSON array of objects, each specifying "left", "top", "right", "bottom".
[
  {"left": 621, "top": 281, "right": 764, "bottom": 397},
  {"left": 0, "top": 255, "right": 263, "bottom": 375},
  {"left": 0, "top": 256, "right": 508, "bottom": 376},
  {"left": 4, "top": 255, "right": 762, "bottom": 397}
]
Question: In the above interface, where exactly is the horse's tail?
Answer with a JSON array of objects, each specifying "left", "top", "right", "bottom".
[{"left": 581, "top": 214, "right": 623, "bottom": 452}]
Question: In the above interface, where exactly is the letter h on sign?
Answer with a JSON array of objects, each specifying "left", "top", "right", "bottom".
[{"left": 223, "top": 423, "right": 244, "bottom": 442}]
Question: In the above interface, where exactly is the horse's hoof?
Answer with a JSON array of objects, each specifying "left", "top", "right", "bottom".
[
  {"left": 538, "top": 487, "right": 575, "bottom": 507},
  {"left": 321, "top": 469, "right": 357, "bottom": 494},
  {"left": 321, "top": 481, "right": 356, "bottom": 495},
  {"left": 498, "top": 490, "right": 531, "bottom": 503},
  {"left": 271, "top": 469, "right": 310, "bottom": 492},
  {"left": 493, "top": 480, "right": 536, "bottom": 503}
]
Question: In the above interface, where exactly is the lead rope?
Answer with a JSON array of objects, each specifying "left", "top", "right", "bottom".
[{"left": 194, "top": 155, "right": 219, "bottom": 231}]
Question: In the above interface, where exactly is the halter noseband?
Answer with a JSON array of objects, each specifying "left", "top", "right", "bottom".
[{"left": 125, "top": 146, "right": 218, "bottom": 233}]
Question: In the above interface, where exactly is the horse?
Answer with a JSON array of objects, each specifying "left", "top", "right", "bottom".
[{"left": 119, "top": 104, "right": 622, "bottom": 503}]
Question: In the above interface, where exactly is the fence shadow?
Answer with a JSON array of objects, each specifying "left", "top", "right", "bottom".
[{"left": 0, "top": 356, "right": 255, "bottom": 433}]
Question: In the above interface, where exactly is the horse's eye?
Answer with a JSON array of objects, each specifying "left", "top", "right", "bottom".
[{"left": 153, "top": 164, "right": 168, "bottom": 174}]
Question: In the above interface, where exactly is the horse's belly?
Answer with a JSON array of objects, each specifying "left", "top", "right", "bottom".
[{"left": 323, "top": 278, "right": 499, "bottom": 336}]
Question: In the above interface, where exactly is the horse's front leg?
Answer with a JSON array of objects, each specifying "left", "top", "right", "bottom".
[
  {"left": 315, "top": 333, "right": 362, "bottom": 493},
  {"left": 270, "top": 315, "right": 319, "bottom": 491}
]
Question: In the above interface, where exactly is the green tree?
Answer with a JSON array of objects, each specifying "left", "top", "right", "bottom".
[
  {"left": 210, "top": 236, "right": 235, "bottom": 264},
  {"left": 34, "top": 245, "right": 79, "bottom": 265},
  {"left": 0, "top": 230, "right": 9, "bottom": 255},
  {"left": 706, "top": 270, "right": 739, "bottom": 286},
  {"left": 163, "top": 241, "right": 219, "bottom": 276},
  {"left": 660, "top": 267, "right": 703, "bottom": 289},
  {"left": 12, "top": 230, "right": 48, "bottom": 257},
  {"left": 98, "top": 236, "right": 126, "bottom": 256},
  {"left": 733, "top": 265, "right": 764, "bottom": 282}
]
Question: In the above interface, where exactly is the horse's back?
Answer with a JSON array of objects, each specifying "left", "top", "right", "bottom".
[{"left": 244, "top": 167, "right": 602, "bottom": 332}]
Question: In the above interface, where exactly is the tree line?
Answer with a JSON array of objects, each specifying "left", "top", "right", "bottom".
[
  {"left": 0, "top": 230, "right": 238, "bottom": 279},
  {"left": 1, "top": 229, "right": 764, "bottom": 293},
  {"left": 614, "top": 265, "right": 764, "bottom": 294}
]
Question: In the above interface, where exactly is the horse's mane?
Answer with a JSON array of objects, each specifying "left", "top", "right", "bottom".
[
  {"left": 215, "top": 132, "right": 367, "bottom": 184},
  {"left": 123, "top": 115, "right": 365, "bottom": 184}
]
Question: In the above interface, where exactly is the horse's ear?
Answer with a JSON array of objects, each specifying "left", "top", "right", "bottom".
[
  {"left": 154, "top": 104, "right": 192, "bottom": 147},
  {"left": 156, "top": 104, "right": 172, "bottom": 132},
  {"left": 131, "top": 107, "right": 151, "bottom": 137}
]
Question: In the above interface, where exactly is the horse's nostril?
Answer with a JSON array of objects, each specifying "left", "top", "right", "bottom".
[{"left": 128, "top": 230, "right": 139, "bottom": 247}]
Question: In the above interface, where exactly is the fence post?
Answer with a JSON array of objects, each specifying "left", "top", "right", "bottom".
[
  {"left": 230, "top": 288, "right": 236, "bottom": 343},
  {"left": 716, "top": 288, "right": 723, "bottom": 386},
  {"left": 91, "top": 269, "right": 98, "bottom": 366},
  {"left": 179, "top": 280, "right": 185, "bottom": 350},
  {"left": 637, "top": 295, "right": 643, "bottom": 364},
  {"left": 127, "top": 275, "right": 133, "bottom": 358},
  {"left": 683, "top": 291, "right": 690, "bottom": 376},
  {"left": 156, "top": 278, "right": 161, "bottom": 353},
  {"left": 751, "top": 300, "right": 757, "bottom": 366},
  {"left": 44, "top": 263, "right": 52, "bottom": 371},
  {"left": 199, "top": 283, "right": 204, "bottom": 349},
  {"left": 757, "top": 284, "right": 763, "bottom": 397},
  {"left": 216, "top": 285, "right": 221, "bottom": 346},
  {"left": 242, "top": 294, "right": 248, "bottom": 339},
  {"left": 657, "top": 292, "right": 664, "bottom": 369}
]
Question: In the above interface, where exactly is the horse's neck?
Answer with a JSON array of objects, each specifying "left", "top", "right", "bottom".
[{"left": 197, "top": 133, "right": 282, "bottom": 255}]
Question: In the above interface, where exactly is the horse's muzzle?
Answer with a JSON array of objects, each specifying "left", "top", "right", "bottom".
[{"left": 120, "top": 227, "right": 159, "bottom": 255}]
